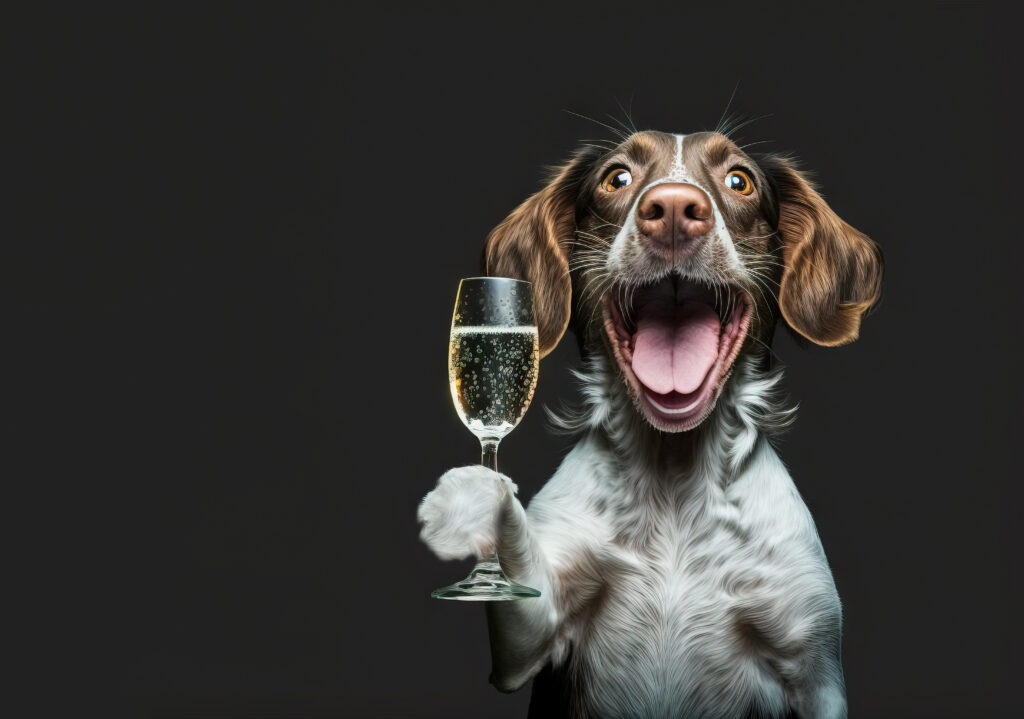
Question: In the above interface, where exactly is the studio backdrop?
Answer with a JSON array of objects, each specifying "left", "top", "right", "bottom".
[{"left": 18, "top": 3, "right": 1021, "bottom": 717}]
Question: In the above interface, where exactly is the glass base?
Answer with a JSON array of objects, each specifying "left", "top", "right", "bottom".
[{"left": 431, "top": 560, "right": 541, "bottom": 601}]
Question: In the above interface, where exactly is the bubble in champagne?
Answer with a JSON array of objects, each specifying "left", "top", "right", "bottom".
[{"left": 448, "top": 325, "right": 539, "bottom": 440}]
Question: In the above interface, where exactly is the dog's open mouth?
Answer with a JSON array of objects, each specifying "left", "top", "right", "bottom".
[{"left": 603, "top": 275, "right": 753, "bottom": 431}]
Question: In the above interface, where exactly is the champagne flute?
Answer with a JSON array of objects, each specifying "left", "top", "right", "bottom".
[{"left": 431, "top": 277, "right": 542, "bottom": 601}]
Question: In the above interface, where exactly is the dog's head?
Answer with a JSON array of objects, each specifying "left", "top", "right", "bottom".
[{"left": 484, "top": 131, "right": 883, "bottom": 432}]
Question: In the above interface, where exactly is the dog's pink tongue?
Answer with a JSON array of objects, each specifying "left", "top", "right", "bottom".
[{"left": 632, "top": 302, "right": 721, "bottom": 395}]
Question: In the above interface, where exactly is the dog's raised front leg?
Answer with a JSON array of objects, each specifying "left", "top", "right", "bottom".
[{"left": 418, "top": 466, "right": 558, "bottom": 692}]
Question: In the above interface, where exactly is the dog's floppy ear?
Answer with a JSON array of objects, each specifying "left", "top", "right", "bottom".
[
  {"left": 760, "top": 155, "right": 884, "bottom": 347},
  {"left": 483, "top": 147, "right": 599, "bottom": 357}
]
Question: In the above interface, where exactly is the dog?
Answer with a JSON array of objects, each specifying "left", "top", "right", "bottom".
[{"left": 418, "top": 129, "right": 883, "bottom": 718}]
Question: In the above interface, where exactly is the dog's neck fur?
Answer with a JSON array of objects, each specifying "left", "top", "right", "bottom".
[
  {"left": 548, "top": 348, "right": 797, "bottom": 564},
  {"left": 552, "top": 350, "right": 796, "bottom": 492}
]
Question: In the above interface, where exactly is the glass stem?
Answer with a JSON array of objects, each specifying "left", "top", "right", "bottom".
[
  {"left": 480, "top": 438, "right": 499, "bottom": 472},
  {"left": 480, "top": 438, "right": 502, "bottom": 569}
]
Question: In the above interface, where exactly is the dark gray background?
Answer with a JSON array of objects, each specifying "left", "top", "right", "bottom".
[{"left": 14, "top": 2, "right": 1022, "bottom": 717}]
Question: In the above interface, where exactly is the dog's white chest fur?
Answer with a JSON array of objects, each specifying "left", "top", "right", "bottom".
[{"left": 541, "top": 429, "right": 839, "bottom": 717}]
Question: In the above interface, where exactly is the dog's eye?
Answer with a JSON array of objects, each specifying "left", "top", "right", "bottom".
[
  {"left": 724, "top": 169, "right": 754, "bottom": 196},
  {"left": 602, "top": 168, "right": 633, "bottom": 192}
]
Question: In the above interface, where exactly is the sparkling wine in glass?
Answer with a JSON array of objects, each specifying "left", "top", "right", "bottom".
[{"left": 431, "top": 277, "right": 541, "bottom": 601}]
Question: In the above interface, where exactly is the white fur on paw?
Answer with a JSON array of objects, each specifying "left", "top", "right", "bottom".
[{"left": 417, "top": 466, "right": 517, "bottom": 561}]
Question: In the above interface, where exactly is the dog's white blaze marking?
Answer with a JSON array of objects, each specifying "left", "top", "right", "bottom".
[{"left": 669, "top": 133, "right": 687, "bottom": 178}]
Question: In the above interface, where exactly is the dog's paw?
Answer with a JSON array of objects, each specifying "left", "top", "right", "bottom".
[{"left": 417, "top": 466, "right": 517, "bottom": 561}]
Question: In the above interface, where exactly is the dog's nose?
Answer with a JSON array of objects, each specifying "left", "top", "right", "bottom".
[{"left": 636, "top": 183, "right": 714, "bottom": 252}]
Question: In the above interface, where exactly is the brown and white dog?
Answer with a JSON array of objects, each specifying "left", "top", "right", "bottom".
[{"left": 419, "top": 130, "right": 883, "bottom": 718}]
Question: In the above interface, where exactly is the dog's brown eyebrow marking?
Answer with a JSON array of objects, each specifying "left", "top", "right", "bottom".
[
  {"left": 621, "top": 133, "right": 659, "bottom": 165},
  {"left": 703, "top": 134, "right": 737, "bottom": 168}
]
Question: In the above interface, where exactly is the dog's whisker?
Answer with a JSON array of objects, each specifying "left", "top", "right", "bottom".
[
  {"left": 613, "top": 94, "right": 639, "bottom": 135},
  {"left": 587, "top": 209, "right": 623, "bottom": 229},
  {"left": 746, "top": 272, "right": 781, "bottom": 308},
  {"left": 574, "top": 231, "right": 614, "bottom": 245},
  {"left": 579, "top": 270, "right": 615, "bottom": 314},
  {"left": 734, "top": 231, "right": 779, "bottom": 244},
  {"left": 724, "top": 280, "right": 737, "bottom": 324},
  {"left": 742, "top": 275, "right": 772, "bottom": 311},
  {"left": 569, "top": 259, "right": 606, "bottom": 270},
  {"left": 743, "top": 259, "right": 786, "bottom": 273},
  {"left": 606, "top": 112, "right": 636, "bottom": 139},
  {"left": 748, "top": 333, "right": 783, "bottom": 363},
  {"left": 739, "top": 257, "right": 785, "bottom": 271},
  {"left": 747, "top": 265, "right": 781, "bottom": 290},
  {"left": 742, "top": 288, "right": 768, "bottom": 330},
  {"left": 717, "top": 110, "right": 739, "bottom": 137},
  {"left": 567, "top": 257, "right": 608, "bottom": 268},
  {"left": 567, "top": 245, "right": 608, "bottom": 258},
  {"left": 738, "top": 139, "right": 775, "bottom": 151},
  {"left": 574, "top": 266, "right": 609, "bottom": 279},
  {"left": 618, "top": 282, "right": 634, "bottom": 329},
  {"left": 583, "top": 275, "right": 617, "bottom": 332},
  {"left": 564, "top": 109, "right": 631, "bottom": 143},
  {"left": 566, "top": 247, "right": 610, "bottom": 261},
  {"left": 569, "top": 264, "right": 606, "bottom": 274},
  {"left": 579, "top": 137, "right": 618, "bottom": 146},
  {"left": 562, "top": 264, "right": 606, "bottom": 280},
  {"left": 745, "top": 263, "right": 783, "bottom": 284},
  {"left": 721, "top": 112, "right": 774, "bottom": 139},
  {"left": 572, "top": 254, "right": 607, "bottom": 265},
  {"left": 585, "top": 284, "right": 606, "bottom": 329},
  {"left": 580, "top": 272, "right": 611, "bottom": 307},
  {"left": 568, "top": 237, "right": 610, "bottom": 248},
  {"left": 578, "top": 264, "right": 607, "bottom": 292},
  {"left": 715, "top": 81, "right": 741, "bottom": 136}
]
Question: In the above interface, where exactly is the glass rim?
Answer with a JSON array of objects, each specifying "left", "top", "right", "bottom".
[{"left": 458, "top": 276, "right": 533, "bottom": 287}]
